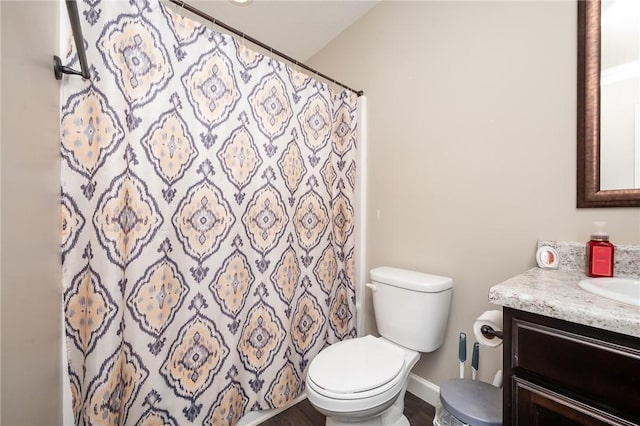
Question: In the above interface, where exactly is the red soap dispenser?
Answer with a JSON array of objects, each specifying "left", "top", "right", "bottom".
[{"left": 586, "top": 221, "right": 614, "bottom": 278}]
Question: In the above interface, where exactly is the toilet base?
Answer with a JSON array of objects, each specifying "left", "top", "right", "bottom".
[
  {"left": 321, "top": 383, "right": 410, "bottom": 426},
  {"left": 325, "top": 414, "right": 409, "bottom": 426}
]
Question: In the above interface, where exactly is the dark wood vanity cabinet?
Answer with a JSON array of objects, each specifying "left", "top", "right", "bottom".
[{"left": 503, "top": 308, "right": 640, "bottom": 426}]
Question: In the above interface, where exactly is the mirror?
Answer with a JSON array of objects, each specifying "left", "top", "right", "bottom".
[{"left": 577, "top": 0, "right": 640, "bottom": 207}]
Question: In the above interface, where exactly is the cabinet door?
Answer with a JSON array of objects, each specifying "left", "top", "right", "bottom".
[
  {"left": 504, "top": 308, "right": 640, "bottom": 425},
  {"left": 512, "top": 317, "right": 640, "bottom": 417},
  {"left": 514, "top": 378, "right": 635, "bottom": 426}
]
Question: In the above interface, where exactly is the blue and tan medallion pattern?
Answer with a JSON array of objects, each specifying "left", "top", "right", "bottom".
[
  {"left": 320, "top": 155, "right": 337, "bottom": 194},
  {"left": 173, "top": 179, "right": 233, "bottom": 257},
  {"left": 85, "top": 342, "right": 149, "bottom": 426},
  {"left": 172, "top": 161, "right": 235, "bottom": 281},
  {"left": 298, "top": 93, "right": 331, "bottom": 163},
  {"left": 271, "top": 243, "right": 300, "bottom": 308},
  {"left": 290, "top": 288, "right": 325, "bottom": 366},
  {"left": 182, "top": 49, "right": 240, "bottom": 147},
  {"left": 97, "top": 14, "right": 172, "bottom": 103},
  {"left": 161, "top": 314, "right": 230, "bottom": 399},
  {"left": 329, "top": 281, "right": 354, "bottom": 339},
  {"left": 242, "top": 174, "right": 287, "bottom": 273},
  {"left": 126, "top": 240, "right": 187, "bottom": 341},
  {"left": 93, "top": 170, "right": 163, "bottom": 268},
  {"left": 294, "top": 186, "right": 329, "bottom": 257},
  {"left": 217, "top": 124, "right": 262, "bottom": 204},
  {"left": 209, "top": 243, "right": 254, "bottom": 331},
  {"left": 248, "top": 73, "right": 292, "bottom": 156},
  {"left": 203, "top": 381, "right": 249, "bottom": 426},
  {"left": 314, "top": 245, "right": 337, "bottom": 295},
  {"left": 331, "top": 192, "right": 354, "bottom": 248},
  {"left": 266, "top": 361, "right": 301, "bottom": 408},
  {"left": 97, "top": 13, "right": 173, "bottom": 127},
  {"left": 238, "top": 299, "right": 286, "bottom": 377},
  {"left": 332, "top": 101, "right": 356, "bottom": 158},
  {"left": 61, "top": 86, "right": 125, "bottom": 198},
  {"left": 62, "top": 0, "right": 358, "bottom": 423},
  {"left": 141, "top": 106, "right": 198, "bottom": 202},
  {"left": 160, "top": 294, "right": 230, "bottom": 420},
  {"left": 277, "top": 140, "right": 306, "bottom": 206},
  {"left": 64, "top": 245, "right": 118, "bottom": 356}
]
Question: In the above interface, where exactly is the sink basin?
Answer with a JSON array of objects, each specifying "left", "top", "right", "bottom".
[{"left": 579, "top": 278, "right": 640, "bottom": 307}]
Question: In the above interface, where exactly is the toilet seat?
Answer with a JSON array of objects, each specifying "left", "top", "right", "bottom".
[
  {"left": 306, "top": 336, "right": 412, "bottom": 419},
  {"left": 306, "top": 336, "right": 420, "bottom": 425},
  {"left": 308, "top": 336, "right": 406, "bottom": 397}
]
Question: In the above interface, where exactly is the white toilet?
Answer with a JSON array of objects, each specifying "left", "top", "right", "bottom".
[{"left": 306, "top": 266, "right": 453, "bottom": 426}]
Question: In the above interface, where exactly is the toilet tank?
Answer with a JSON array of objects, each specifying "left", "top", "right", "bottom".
[{"left": 369, "top": 267, "right": 453, "bottom": 353}]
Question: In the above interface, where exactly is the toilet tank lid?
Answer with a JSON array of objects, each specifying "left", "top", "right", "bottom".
[{"left": 370, "top": 267, "right": 453, "bottom": 292}]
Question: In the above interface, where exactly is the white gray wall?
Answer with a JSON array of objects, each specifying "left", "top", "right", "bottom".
[
  {"left": 309, "top": 1, "right": 640, "bottom": 387},
  {"left": 1, "top": 2, "right": 62, "bottom": 424}
]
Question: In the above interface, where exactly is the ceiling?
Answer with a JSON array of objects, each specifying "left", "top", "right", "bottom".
[{"left": 178, "top": 1, "right": 380, "bottom": 61}]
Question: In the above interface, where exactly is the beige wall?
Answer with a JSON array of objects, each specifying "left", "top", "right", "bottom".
[
  {"left": 1, "top": 1, "right": 640, "bottom": 421},
  {"left": 1, "top": 2, "right": 62, "bottom": 424},
  {"left": 309, "top": 1, "right": 640, "bottom": 386}
]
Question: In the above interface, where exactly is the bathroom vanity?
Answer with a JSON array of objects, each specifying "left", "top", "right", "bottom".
[{"left": 490, "top": 267, "right": 640, "bottom": 426}]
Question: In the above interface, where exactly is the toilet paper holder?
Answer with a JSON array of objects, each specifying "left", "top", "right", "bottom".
[{"left": 480, "top": 325, "right": 503, "bottom": 340}]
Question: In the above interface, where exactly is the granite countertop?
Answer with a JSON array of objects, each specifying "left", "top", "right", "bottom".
[{"left": 489, "top": 267, "right": 640, "bottom": 338}]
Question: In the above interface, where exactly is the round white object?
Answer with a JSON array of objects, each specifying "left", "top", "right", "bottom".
[{"left": 536, "top": 246, "right": 559, "bottom": 269}]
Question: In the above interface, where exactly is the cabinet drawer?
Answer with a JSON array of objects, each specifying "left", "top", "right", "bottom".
[
  {"left": 512, "top": 318, "right": 640, "bottom": 421},
  {"left": 514, "top": 377, "right": 635, "bottom": 426}
]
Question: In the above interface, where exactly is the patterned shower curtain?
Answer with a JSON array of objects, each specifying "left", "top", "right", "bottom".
[{"left": 60, "top": 1, "right": 358, "bottom": 424}]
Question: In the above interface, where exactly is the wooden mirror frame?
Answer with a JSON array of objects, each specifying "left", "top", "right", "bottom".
[{"left": 577, "top": 0, "right": 640, "bottom": 207}]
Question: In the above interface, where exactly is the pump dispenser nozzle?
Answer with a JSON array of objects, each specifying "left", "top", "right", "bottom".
[{"left": 591, "top": 221, "right": 609, "bottom": 241}]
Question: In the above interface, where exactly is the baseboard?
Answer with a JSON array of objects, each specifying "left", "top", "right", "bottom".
[{"left": 407, "top": 373, "right": 440, "bottom": 407}]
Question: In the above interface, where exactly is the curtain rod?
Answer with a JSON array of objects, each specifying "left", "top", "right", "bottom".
[
  {"left": 54, "top": 0, "right": 91, "bottom": 80},
  {"left": 168, "top": 0, "right": 363, "bottom": 97}
]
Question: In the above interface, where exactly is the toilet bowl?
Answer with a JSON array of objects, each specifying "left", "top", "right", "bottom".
[
  {"left": 307, "top": 267, "right": 453, "bottom": 426},
  {"left": 307, "top": 336, "right": 419, "bottom": 426}
]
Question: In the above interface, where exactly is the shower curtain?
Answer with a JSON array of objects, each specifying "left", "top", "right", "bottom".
[{"left": 60, "top": 1, "right": 358, "bottom": 424}]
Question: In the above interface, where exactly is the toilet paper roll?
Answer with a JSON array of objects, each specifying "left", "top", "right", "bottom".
[{"left": 473, "top": 310, "right": 503, "bottom": 348}]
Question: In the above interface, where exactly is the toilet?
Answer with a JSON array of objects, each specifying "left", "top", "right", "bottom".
[{"left": 306, "top": 266, "right": 453, "bottom": 426}]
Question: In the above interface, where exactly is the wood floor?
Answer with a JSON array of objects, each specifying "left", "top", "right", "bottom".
[{"left": 260, "top": 392, "right": 435, "bottom": 426}]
